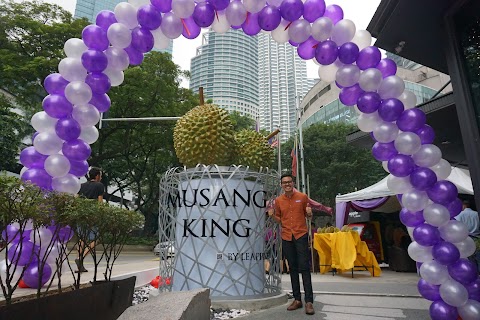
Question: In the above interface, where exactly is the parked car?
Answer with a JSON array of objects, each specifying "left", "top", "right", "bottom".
[{"left": 154, "top": 241, "right": 175, "bottom": 258}]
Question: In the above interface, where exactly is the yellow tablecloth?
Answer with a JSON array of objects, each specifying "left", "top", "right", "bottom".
[{"left": 313, "top": 232, "right": 381, "bottom": 277}]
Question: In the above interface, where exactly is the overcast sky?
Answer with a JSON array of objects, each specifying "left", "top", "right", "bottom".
[{"left": 28, "top": 0, "right": 382, "bottom": 79}]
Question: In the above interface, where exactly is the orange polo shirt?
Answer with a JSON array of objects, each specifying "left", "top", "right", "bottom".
[{"left": 274, "top": 191, "right": 309, "bottom": 241}]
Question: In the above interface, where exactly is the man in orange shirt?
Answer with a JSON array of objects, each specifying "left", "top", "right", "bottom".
[{"left": 268, "top": 173, "right": 315, "bottom": 315}]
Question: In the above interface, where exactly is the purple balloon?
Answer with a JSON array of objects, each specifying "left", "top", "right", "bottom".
[
  {"left": 81, "top": 49, "right": 108, "bottom": 73},
  {"left": 303, "top": 0, "right": 326, "bottom": 23},
  {"left": 357, "top": 92, "right": 381, "bottom": 113},
  {"left": 21, "top": 168, "right": 52, "bottom": 190},
  {"left": 416, "top": 125, "right": 436, "bottom": 144},
  {"left": 413, "top": 223, "right": 441, "bottom": 246},
  {"left": 258, "top": 5, "right": 282, "bottom": 31},
  {"left": 396, "top": 109, "right": 426, "bottom": 132},
  {"left": 376, "top": 58, "right": 397, "bottom": 78},
  {"left": 89, "top": 93, "right": 111, "bottom": 113},
  {"left": 378, "top": 98, "right": 404, "bottom": 122},
  {"left": 410, "top": 167, "right": 437, "bottom": 191},
  {"left": 372, "top": 141, "right": 398, "bottom": 161},
  {"left": 62, "top": 139, "right": 92, "bottom": 162},
  {"left": 315, "top": 40, "right": 338, "bottom": 65},
  {"left": 82, "top": 25, "right": 109, "bottom": 51},
  {"left": 69, "top": 159, "right": 89, "bottom": 177},
  {"left": 137, "top": 4, "right": 162, "bottom": 30},
  {"left": 418, "top": 279, "right": 441, "bottom": 301},
  {"left": 466, "top": 278, "right": 480, "bottom": 301},
  {"left": 49, "top": 225, "right": 74, "bottom": 243},
  {"left": 339, "top": 84, "right": 364, "bottom": 106},
  {"left": 242, "top": 12, "right": 261, "bottom": 36},
  {"left": 323, "top": 4, "right": 343, "bottom": 24},
  {"left": 182, "top": 16, "right": 201, "bottom": 40},
  {"left": 356, "top": 46, "right": 381, "bottom": 70},
  {"left": 7, "top": 240, "right": 37, "bottom": 266},
  {"left": 210, "top": 0, "right": 230, "bottom": 11},
  {"left": 42, "top": 94, "right": 73, "bottom": 119},
  {"left": 44, "top": 73, "right": 69, "bottom": 95},
  {"left": 335, "top": 81, "right": 344, "bottom": 89},
  {"left": 151, "top": 0, "right": 171, "bottom": 13},
  {"left": 86, "top": 72, "right": 111, "bottom": 95},
  {"left": 193, "top": 2, "right": 215, "bottom": 27},
  {"left": 280, "top": 0, "right": 304, "bottom": 22},
  {"left": 427, "top": 181, "right": 458, "bottom": 205},
  {"left": 95, "top": 10, "right": 117, "bottom": 31},
  {"left": 429, "top": 300, "right": 458, "bottom": 320},
  {"left": 446, "top": 198, "right": 463, "bottom": 218},
  {"left": 124, "top": 45, "right": 144, "bottom": 66},
  {"left": 448, "top": 258, "right": 478, "bottom": 285},
  {"left": 1, "top": 225, "right": 24, "bottom": 244},
  {"left": 20, "top": 146, "right": 48, "bottom": 168},
  {"left": 297, "top": 37, "right": 318, "bottom": 60},
  {"left": 23, "top": 261, "right": 52, "bottom": 289},
  {"left": 432, "top": 241, "right": 460, "bottom": 265},
  {"left": 399, "top": 208, "right": 425, "bottom": 227},
  {"left": 387, "top": 154, "right": 415, "bottom": 177},
  {"left": 131, "top": 27, "right": 154, "bottom": 53},
  {"left": 338, "top": 42, "right": 359, "bottom": 64},
  {"left": 55, "top": 118, "right": 81, "bottom": 141}
]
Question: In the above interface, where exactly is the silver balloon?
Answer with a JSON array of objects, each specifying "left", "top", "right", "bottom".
[
  {"left": 407, "top": 241, "right": 433, "bottom": 263},
  {"left": 79, "top": 126, "right": 99, "bottom": 144},
  {"left": 52, "top": 174, "right": 81, "bottom": 194},
  {"left": 104, "top": 68, "right": 124, "bottom": 87},
  {"left": 398, "top": 90, "right": 417, "bottom": 109},
  {"left": 419, "top": 260, "right": 450, "bottom": 285},
  {"left": 412, "top": 144, "right": 442, "bottom": 167},
  {"left": 105, "top": 47, "right": 130, "bottom": 71},
  {"left": 72, "top": 104, "right": 101, "bottom": 127},
  {"left": 225, "top": 1, "right": 247, "bottom": 26},
  {"left": 458, "top": 300, "right": 480, "bottom": 320},
  {"left": 440, "top": 279, "right": 469, "bottom": 307},
  {"left": 65, "top": 81, "right": 93, "bottom": 106},
  {"left": 358, "top": 68, "right": 383, "bottom": 92},
  {"left": 272, "top": 20, "right": 290, "bottom": 43},
  {"left": 387, "top": 175, "right": 413, "bottom": 194},
  {"left": 151, "top": 28, "right": 171, "bottom": 50},
  {"left": 356, "top": 112, "right": 382, "bottom": 133},
  {"left": 34, "top": 132, "right": 64, "bottom": 155},
  {"left": 394, "top": 132, "right": 421, "bottom": 155},
  {"left": 402, "top": 189, "right": 429, "bottom": 212},
  {"left": 423, "top": 203, "right": 450, "bottom": 227},
  {"left": 244, "top": 0, "right": 267, "bottom": 13},
  {"left": 331, "top": 19, "right": 356, "bottom": 46},
  {"left": 372, "top": 121, "right": 399, "bottom": 143},
  {"left": 128, "top": 0, "right": 150, "bottom": 9},
  {"left": 439, "top": 220, "right": 469, "bottom": 243},
  {"left": 30, "top": 227, "right": 53, "bottom": 246},
  {"left": 454, "top": 237, "right": 476, "bottom": 258},
  {"left": 114, "top": 2, "right": 138, "bottom": 29},
  {"left": 336, "top": 65, "right": 360, "bottom": 88},
  {"left": 58, "top": 58, "right": 87, "bottom": 82},
  {"left": 172, "top": 0, "right": 195, "bottom": 19},
  {"left": 107, "top": 23, "right": 132, "bottom": 49},
  {"left": 45, "top": 154, "right": 71, "bottom": 178},
  {"left": 161, "top": 12, "right": 184, "bottom": 39},
  {"left": 378, "top": 75, "right": 405, "bottom": 99},
  {"left": 318, "top": 61, "right": 341, "bottom": 83},
  {"left": 351, "top": 30, "right": 372, "bottom": 50},
  {"left": 429, "top": 159, "right": 452, "bottom": 180},
  {"left": 0, "top": 259, "right": 22, "bottom": 284},
  {"left": 212, "top": 10, "right": 230, "bottom": 34},
  {"left": 311, "top": 17, "right": 333, "bottom": 42},
  {"left": 288, "top": 19, "right": 312, "bottom": 44},
  {"left": 64, "top": 38, "right": 87, "bottom": 58},
  {"left": 31, "top": 111, "right": 57, "bottom": 133}
]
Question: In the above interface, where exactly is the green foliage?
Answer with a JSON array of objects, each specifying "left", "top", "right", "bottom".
[
  {"left": 229, "top": 111, "right": 256, "bottom": 132},
  {"left": 281, "top": 123, "right": 386, "bottom": 207}
]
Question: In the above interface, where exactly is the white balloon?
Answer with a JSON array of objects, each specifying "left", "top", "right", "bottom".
[
  {"left": 454, "top": 237, "right": 476, "bottom": 258},
  {"left": 440, "top": 279, "right": 469, "bottom": 307},
  {"left": 107, "top": 23, "right": 132, "bottom": 49},
  {"left": 271, "top": 20, "right": 290, "bottom": 43},
  {"left": 79, "top": 126, "right": 99, "bottom": 144},
  {"left": 172, "top": 0, "right": 195, "bottom": 19},
  {"left": 402, "top": 189, "right": 429, "bottom": 212},
  {"left": 34, "top": 132, "right": 63, "bottom": 155},
  {"left": 31, "top": 111, "right": 57, "bottom": 133},
  {"left": 412, "top": 144, "right": 442, "bottom": 167},
  {"left": 0, "top": 259, "right": 23, "bottom": 284},
  {"left": 458, "top": 300, "right": 480, "bottom": 320},
  {"left": 419, "top": 260, "right": 449, "bottom": 284},
  {"left": 105, "top": 47, "right": 130, "bottom": 71},
  {"left": 72, "top": 104, "right": 101, "bottom": 127},
  {"left": 335, "top": 64, "right": 360, "bottom": 88},
  {"left": 359, "top": 68, "right": 383, "bottom": 92},
  {"left": 387, "top": 175, "right": 413, "bottom": 194},
  {"left": 373, "top": 121, "right": 399, "bottom": 143},
  {"left": 212, "top": 10, "right": 230, "bottom": 34},
  {"left": 439, "top": 220, "right": 469, "bottom": 243},
  {"left": 151, "top": 28, "right": 171, "bottom": 50},
  {"left": 64, "top": 38, "right": 87, "bottom": 58},
  {"left": 423, "top": 203, "right": 450, "bottom": 227},
  {"left": 378, "top": 75, "right": 405, "bottom": 99},
  {"left": 351, "top": 30, "right": 372, "bottom": 50},
  {"left": 311, "top": 17, "right": 333, "bottom": 42},
  {"left": 382, "top": 161, "right": 390, "bottom": 173},
  {"left": 356, "top": 112, "right": 382, "bottom": 133},
  {"left": 58, "top": 58, "right": 87, "bottom": 82},
  {"left": 52, "top": 174, "right": 81, "bottom": 194},
  {"left": 104, "top": 68, "right": 125, "bottom": 86},
  {"left": 331, "top": 19, "right": 356, "bottom": 46},
  {"left": 128, "top": 0, "right": 150, "bottom": 9},
  {"left": 244, "top": 0, "right": 267, "bottom": 13},
  {"left": 65, "top": 81, "right": 93, "bottom": 106},
  {"left": 398, "top": 90, "right": 417, "bottom": 109},
  {"left": 45, "top": 154, "right": 71, "bottom": 178},
  {"left": 429, "top": 159, "right": 452, "bottom": 180},
  {"left": 225, "top": 0, "right": 247, "bottom": 26},
  {"left": 30, "top": 227, "right": 53, "bottom": 246},
  {"left": 407, "top": 241, "right": 433, "bottom": 263},
  {"left": 318, "top": 60, "right": 341, "bottom": 83},
  {"left": 394, "top": 132, "right": 421, "bottom": 155},
  {"left": 20, "top": 166, "right": 28, "bottom": 178},
  {"left": 114, "top": 2, "right": 138, "bottom": 29}
]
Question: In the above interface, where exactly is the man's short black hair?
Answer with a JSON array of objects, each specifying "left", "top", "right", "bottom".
[
  {"left": 280, "top": 173, "right": 294, "bottom": 181},
  {"left": 88, "top": 167, "right": 102, "bottom": 180},
  {"left": 463, "top": 199, "right": 471, "bottom": 208}
]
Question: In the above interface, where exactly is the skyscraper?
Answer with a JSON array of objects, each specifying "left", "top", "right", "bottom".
[
  {"left": 258, "top": 34, "right": 309, "bottom": 142},
  {"left": 74, "top": 0, "right": 173, "bottom": 55},
  {"left": 190, "top": 30, "right": 259, "bottom": 119}
]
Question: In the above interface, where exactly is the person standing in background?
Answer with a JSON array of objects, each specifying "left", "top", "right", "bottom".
[
  {"left": 76, "top": 167, "right": 104, "bottom": 272},
  {"left": 268, "top": 173, "right": 315, "bottom": 315}
]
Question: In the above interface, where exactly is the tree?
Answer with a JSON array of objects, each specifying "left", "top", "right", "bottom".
[
  {"left": 281, "top": 123, "right": 386, "bottom": 207},
  {"left": 228, "top": 111, "right": 256, "bottom": 132},
  {"left": 90, "top": 52, "right": 199, "bottom": 235}
]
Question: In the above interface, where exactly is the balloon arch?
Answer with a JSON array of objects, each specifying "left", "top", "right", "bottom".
[{"left": 14, "top": 0, "right": 480, "bottom": 318}]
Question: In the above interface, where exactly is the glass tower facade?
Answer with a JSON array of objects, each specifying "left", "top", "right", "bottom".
[
  {"left": 74, "top": 0, "right": 173, "bottom": 55},
  {"left": 190, "top": 30, "right": 259, "bottom": 119}
]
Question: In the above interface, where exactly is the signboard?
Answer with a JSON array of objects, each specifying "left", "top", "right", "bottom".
[{"left": 347, "top": 211, "right": 370, "bottom": 223}]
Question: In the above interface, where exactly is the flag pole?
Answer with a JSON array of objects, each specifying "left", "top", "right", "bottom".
[{"left": 297, "top": 96, "right": 306, "bottom": 194}]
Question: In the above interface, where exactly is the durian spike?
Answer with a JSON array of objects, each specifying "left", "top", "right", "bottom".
[
  {"left": 266, "top": 128, "right": 281, "bottom": 141},
  {"left": 199, "top": 87, "right": 204, "bottom": 106}
]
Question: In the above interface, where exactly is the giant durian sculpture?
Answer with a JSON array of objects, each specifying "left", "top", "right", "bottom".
[
  {"left": 234, "top": 129, "right": 274, "bottom": 169},
  {"left": 173, "top": 104, "right": 236, "bottom": 167}
]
